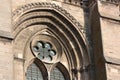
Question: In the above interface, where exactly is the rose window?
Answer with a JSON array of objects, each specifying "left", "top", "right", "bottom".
[{"left": 32, "top": 41, "right": 56, "bottom": 62}]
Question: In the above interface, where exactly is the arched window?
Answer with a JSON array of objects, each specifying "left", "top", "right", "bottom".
[
  {"left": 50, "top": 67, "right": 65, "bottom": 80},
  {"left": 26, "top": 62, "right": 69, "bottom": 80},
  {"left": 29, "top": 38, "right": 70, "bottom": 80},
  {"left": 26, "top": 63, "right": 44, "bottom": 80}
]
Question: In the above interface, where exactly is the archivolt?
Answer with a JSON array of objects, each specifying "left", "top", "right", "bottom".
[
  {"left": 13, "top": 2, "right": 83, "bottom": 30},
  {"left": 13, "top": 2, "right": 90, "bottom": 75}
]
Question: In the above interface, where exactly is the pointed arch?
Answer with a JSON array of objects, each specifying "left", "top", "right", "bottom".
[
  {"left": 13, "top": 2, "right": 90, "bottom": 80},
  {"left": 50, "top": 62, "right": 70, "bottom": 80},
  {"left": 26, "top": 58, "right": 48, "bottom": 80}
]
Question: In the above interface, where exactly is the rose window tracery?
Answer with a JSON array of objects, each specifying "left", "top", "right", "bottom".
[{"left": 32, "top": 41, "right": 56, "bottom": 62}]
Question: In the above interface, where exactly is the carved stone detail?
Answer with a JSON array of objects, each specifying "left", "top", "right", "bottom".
[{"left": 13, "top": 2, "right": 84, "bottom": 32}]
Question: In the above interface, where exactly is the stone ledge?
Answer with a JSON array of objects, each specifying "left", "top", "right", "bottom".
[
  {"left": 99, "top": 1, "right": 119, "bottom": 5},
  {"left": 100, "top": 12, "right": 120, "bottom": 22},
  {"left": 0, "top": 30, "right": 13, "bottom": 40},
  {"left": 14, "top": 56, "right": 25, "bottom": 62},
  {"left": 105, "top": 56, "right": 120, "bottom": 65}
]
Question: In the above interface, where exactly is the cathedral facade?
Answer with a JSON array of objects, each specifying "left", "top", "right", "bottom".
[{"left": 0, "top": 0, "right": 119, "bottom": 80}]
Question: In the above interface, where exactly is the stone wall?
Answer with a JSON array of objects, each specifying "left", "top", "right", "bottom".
[
  {"left": 12, "top": 0, "right": 84, "bottom": 26},
  {"left": 0, "top": 0, "right": 11, "bottom": 38},
  {"left": 0, "top": 38, "right": 13, "bottom": 80},
  {"left": 0, "top": 0, "right": 120, "bottom": 80},
  {"left": 98, "top": 1, "right": 120, "bottom": 80}
]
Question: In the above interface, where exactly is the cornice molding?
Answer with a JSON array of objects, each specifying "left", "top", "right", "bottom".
[{"left": 0, "top": 30, "right": 13, "bottom": 40}]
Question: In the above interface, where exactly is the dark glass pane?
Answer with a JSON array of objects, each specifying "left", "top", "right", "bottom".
[
  {"left": 37, "top": 41, "right": 43, "bottom": 48},
  {"left": 38, "top": 53, "right": 44, "bottom": 60},
  {"left": 45, "top": 55, "right": 52, "bottom": 61},
  {"left": 44, "top": 43, "right": 52, "bottom": 49},
  {"left": 26, "top": 63, "right": 43, "bottom": 80},
  {"left": 33, "top": 46, "right": 39, "bottom": 52},
  {"left": 49, "top": 50, "right": 56, "bottom": 56},
  {"left": 50, "top": 67, "right": 65, "bottom": 80},
  {"left": 43, "top": 48, "right": 49, "bottom": 56}
]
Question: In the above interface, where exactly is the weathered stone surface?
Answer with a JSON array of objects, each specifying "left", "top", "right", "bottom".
[
  {"left": 99, "top": 1, "right": 120, "bottom": 79},
  {"left": 0, "top": 0, "right": 11, "bottom": 32},
  {"left": 0, "top": 0, "right": 120, "bottom": 80},
  {"left": 101, "top": 19, "right": 120, "bottom": 59},
  {"left": 0, "top": 40, "right": 13, "bottom": 80},
  {"left": 98, "top": 1, "right": 120, "bottom": 20}
]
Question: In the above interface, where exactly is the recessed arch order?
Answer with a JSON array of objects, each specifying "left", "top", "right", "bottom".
[{"left": 13, "top": 2, "right": 90, "bottom": 80}]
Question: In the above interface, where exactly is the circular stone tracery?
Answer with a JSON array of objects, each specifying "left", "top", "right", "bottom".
[{"left": 33, "top": 41, "right": 56, "bottom": 62}]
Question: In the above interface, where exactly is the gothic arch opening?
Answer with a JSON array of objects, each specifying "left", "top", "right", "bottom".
[
  {"left": 50, "top": 62, "right": 70, "bottom": 80},
  {"left": 13, "top": 2, "right": 90, "bottom": 80},
  {"left": 26, "top": 60, "right": 47, "bottom": 80}
]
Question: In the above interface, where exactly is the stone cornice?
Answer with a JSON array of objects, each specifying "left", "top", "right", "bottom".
[
  {"left": 105, "top": 56, "right": 120, "bottom": 65},
  {"left": 0, "top": 30, "right": 13, "bottom": 40}
]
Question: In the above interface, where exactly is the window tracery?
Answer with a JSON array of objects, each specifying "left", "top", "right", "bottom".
[
  {"left": 32, "top": 41, "right": 56, "bottom": 62},
  {"left": 26, "top": 34, "right": 70, "bottom": 80}
]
